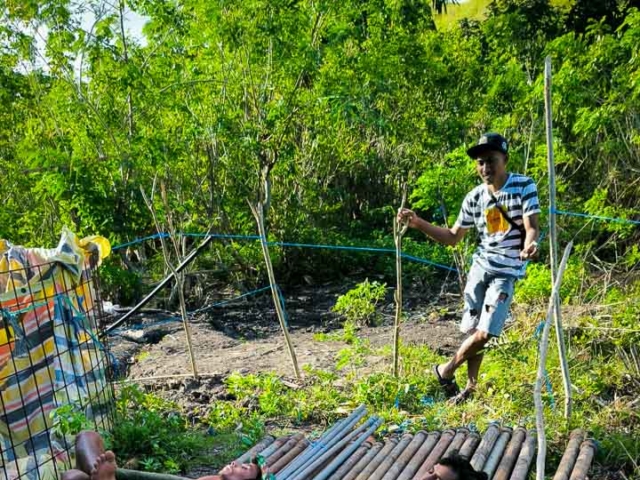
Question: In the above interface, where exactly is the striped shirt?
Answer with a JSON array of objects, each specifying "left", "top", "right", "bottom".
[{"left": 455, "top": 173, "right": 541, "bottom": 278}]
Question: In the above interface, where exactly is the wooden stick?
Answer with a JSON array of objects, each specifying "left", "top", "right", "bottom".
[
  {"left": 250, "top": 202, "right": 301, "bottom": 380},
  {"left": 552, "top": 429, "right": 585, "bottom": 480},
  {"left": 545, "top": 55, "right": 572, "bottom": 420},
  {"left": 393, "top": 184, "right": 409, "bottom": 377},
  {"left": 535, "top": 242, "right": 574, "bottom": 480},
  {"left": 141, "top": 185, "right": 198, "bottom": 379}
]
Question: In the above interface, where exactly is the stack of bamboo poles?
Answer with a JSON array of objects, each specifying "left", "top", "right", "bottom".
[{"left": 230, "top": 408, "right": 597, "bottom": 480}]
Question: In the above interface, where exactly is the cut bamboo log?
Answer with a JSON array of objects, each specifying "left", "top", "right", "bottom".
[
  {"left": 510, "top": 431, "right": 537, "bottom": 480},
  {"left": 369, "top": 433, "right": 414, "bottom": 480},
  {"left": 259, "top": 436, "right": 291, "bottom": 460},
  {"left": 234, "top": 435, "right": 275, "bottom": 464},
  {"left": 482, "top": 427, "right": 512, "bottom": 479},
  {"left": 443, "top": 428, "right": 469, "bottom": 458},
  {"left": 493, "top": 427, "right": 527, "bottom": 480},
  {"left": 343, "top": 442, "right": 384, "bottom": 480},
  {"left": 552, "top": 430, "right": 585, "bottom": 480},
  {"left": 266, "top": 434, "right": 304, "bottom": 466},
  {"left": 568, "top": 440, "right": 597, "bottom": 480},
  {"left": 354, "top": 438, "right": 399, "bottom": 480},
  {"left": 312, "top": 418, "right": 383, "bottom": 480},
  {"left": 270, "top": 438, "right": 309, "bottom": 473},
  {"left": 381, "top": 431, "right": 428, "bottom": 480},
  {"left": 459, "top": 432, "right": 481, "bottom": 460},
  {"left": 470, "top": 424, "right": 501, "bottom": 472},
  {"left": 412, "top": 429, "right": 455, "bottom": 480},
  {"left": 326, "top": 441, "right": 372, "bottom": 480},
  {"left": 397, "top": 432, "right": 441, "bottom": 480},
  {"left": 291, "top": 417, "right": 379, "bottom": 480}
]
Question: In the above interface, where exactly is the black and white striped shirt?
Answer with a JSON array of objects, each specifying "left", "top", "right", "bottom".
[{"left": 455, "top": 173, "right": 541, "bottom": 278}]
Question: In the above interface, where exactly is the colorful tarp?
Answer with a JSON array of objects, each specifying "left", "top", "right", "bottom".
[{"left": 0, "top": 228, "right": 112, "bottom": 480}]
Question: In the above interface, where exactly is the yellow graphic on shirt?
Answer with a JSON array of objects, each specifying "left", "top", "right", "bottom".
[{"left": 485, "top": 206, "right": 510, "bottom": 234}]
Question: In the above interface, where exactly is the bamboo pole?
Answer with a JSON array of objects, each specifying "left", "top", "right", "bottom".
[
  {"left": 535, "top": 242, "right": 574, "bottom": 480},
  {"left": 393, "top": 186, "right": 409, "bottom": 377},
  {"left": 306, "top": 417, "right": 383, "bottom": 480},
  {"left": 510, "top": 431, "right": 537, "bottom": 480},
  {"left": 270, "top": 438, "right": 309, "bottom": 473},
  {"left": 259, "top": 436, "right": 290, "bottom": 460},
  {"left": 482, "top": 427, "right": 512, "bottom": 479},
  {"left": 470, "top": 424, "right": 501, "bottom": 472},
  {"left": 326, "top": 441, "right": 372, "bottom": 480},
  {"left": 234, "top": 435, "right": 276, "bottom": 464},
  {"left": 369, "top": 433, "right": 413, "bottom": 480},
  {"left": 568, "top": 440, "right": 597, "bottom": 480},
  {"left": 459, "top": 432, "right": 481, "bottom": 460},
  {"left": 552, "top": 430, "right": 585, "bottom": 480},
  {"left": 397, "top": 432, "right": 440, "bottom": 480},
  {"left": 250, "top": 202, "right": 301, "bottom": 379},
  {"left": 343, "top": 442, "right": 383, "bottom": 480},
  {"left": 493, "top": 427, "right": 527, "bottom": 480},
  {"left": 412, "top": 429, "right": 455, "bottom": 480},
  {"left": 381, "top": 431, "right": 428, "bottom": 480},
  {"left": 354, "top": 438, "right": 399, "bottom": 480},
  {"left": 369, "top": 433, "right": 414, "bottom": 480},
  {"left": 545, "top": 55, "right": 572, "bottom": 420},
  {"left": 266, "top": 435, "right": 304, "bottom": 465},
  {"left": 443, "top": 428, "right": 469, "bottom": 458}
]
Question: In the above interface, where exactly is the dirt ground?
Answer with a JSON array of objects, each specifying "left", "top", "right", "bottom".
[{"left": 107, "top": 282, "right": 466, "bottom": 384}]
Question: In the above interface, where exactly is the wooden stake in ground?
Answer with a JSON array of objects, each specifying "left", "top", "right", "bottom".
[
  {"left": 544, "top": 55, "right": 572, "bottom": 420},
  {"left": 393, "top": 186, "right": 409, "bottom": 378},
  {"left": 250, "top": 202, "right": 301, "bottom": 380},
  {"left": 140, "top": 184, "right": 198, "bottom": 379},
  {"left": 535, "top": 241, "right": 573, "bottom": 480}
]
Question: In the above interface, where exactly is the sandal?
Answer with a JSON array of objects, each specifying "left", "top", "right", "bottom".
[
  {"left": 433, "top": 365, "right": 460, "bottom": 398},
  {"left": 448, "top": 387, "right": 475, "bottom": 406}
]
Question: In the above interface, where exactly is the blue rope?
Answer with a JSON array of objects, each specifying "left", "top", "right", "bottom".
[
  {"left": 551, "top": 209, "right": 640, "bottom": 226},
  {"left": 111, "top": 232, "right": 457, "bottom": 272},
  {"left": 111, "top": 233, "right": 170, "bottom": 251}
]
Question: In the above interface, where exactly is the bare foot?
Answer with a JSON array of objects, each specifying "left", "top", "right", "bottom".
[
  {"left": 62, "top": 469, "right": 91, "bottom": 480},
  {"left": 90, "top": 451, "right": 117, "bottom": 480}
]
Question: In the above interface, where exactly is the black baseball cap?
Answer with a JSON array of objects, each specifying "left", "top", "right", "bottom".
[{"left": 466, "top": 132, "right": 509, "bottom": 159}]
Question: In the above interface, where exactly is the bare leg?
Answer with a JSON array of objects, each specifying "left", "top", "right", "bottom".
[
  {"left": 437, "top": 330, "right": 491, "bottom": 380},
  {"left": 465, "top": 352, "right": 484, "bottom": 390}
]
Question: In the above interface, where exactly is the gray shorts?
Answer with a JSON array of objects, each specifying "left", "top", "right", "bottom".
[{"left": 460, "top": 263, "right": 516, "bottom": 337}]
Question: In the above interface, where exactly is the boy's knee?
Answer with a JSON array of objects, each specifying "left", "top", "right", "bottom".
[{"left": 473, "top": 330, "right": 492, "bottom": 343}]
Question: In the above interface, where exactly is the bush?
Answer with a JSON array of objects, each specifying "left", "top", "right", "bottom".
[{"left": 332, "top": 279, "right": 387, "bottom": 326}]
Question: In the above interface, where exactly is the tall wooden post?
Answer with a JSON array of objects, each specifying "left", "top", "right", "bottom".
[
  {"left": 544, "top": 56, "right": 572, "bottom": 419},
  {"left": 535, "top": 242, "right": 573, "bottom": 480}
]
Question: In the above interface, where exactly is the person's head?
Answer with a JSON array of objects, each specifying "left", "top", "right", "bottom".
[
  {"left": 421, "top": 452, "right": 489, "bottom": 480},
  {"left": 466, "top": 133, "right": 509, "bottom": 185},
  {"left": 218, "top": 460, "right": 262, "bottom": 480}
]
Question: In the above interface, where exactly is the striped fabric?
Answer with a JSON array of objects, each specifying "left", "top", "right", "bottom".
[
  {"left": 455, "top": 173, "right": 541, "bottom": 278},
  {"left": 0, "top": 228, "right": 112, "bottom": 480}
]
